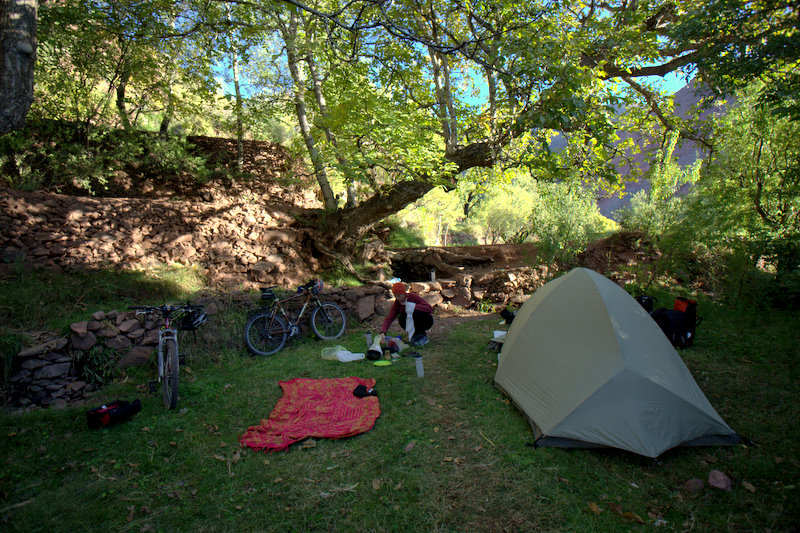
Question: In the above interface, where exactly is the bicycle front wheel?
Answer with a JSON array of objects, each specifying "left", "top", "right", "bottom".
[
  {"left": 245, "top": 312, "right": 288, "bottom": 356},
  {"left": 311, "top": 302, "right": 347, "bottom": 340},
  {"left": 162, "top": 338, "right": 179, "bottom": 410}
]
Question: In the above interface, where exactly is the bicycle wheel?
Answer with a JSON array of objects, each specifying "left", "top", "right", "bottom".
[
  {"left": 311, "top": 302, "right": 347, "bottom": 340},
  {"left": 162, "top": 338, "right": 179, "bottom": 409},
  {"left": 245, "top": 312, "right": 288, "bottom": 356}
]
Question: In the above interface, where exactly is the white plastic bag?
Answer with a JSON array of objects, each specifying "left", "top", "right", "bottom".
[
  {"left": 321, "top": 345, "right": 347, "bottom": 360},
  {"left": 336, "top": 350, "right": 365, "bottom": 362}
]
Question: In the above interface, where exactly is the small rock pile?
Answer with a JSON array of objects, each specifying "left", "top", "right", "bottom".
[{"left": 6, "top": 335, "right": 95, "bottom": 410}]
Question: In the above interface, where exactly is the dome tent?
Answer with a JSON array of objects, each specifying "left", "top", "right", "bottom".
[{"left": 494, "top": 267, "right": 738, "bottom": 458}]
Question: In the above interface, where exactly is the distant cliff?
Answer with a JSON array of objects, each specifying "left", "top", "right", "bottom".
[{"left": 597, "top": 83, "right": 731, "bottom": 219}]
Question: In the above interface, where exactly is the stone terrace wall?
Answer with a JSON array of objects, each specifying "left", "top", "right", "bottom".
[{"left": 0, "top": 187, "right": 321, "bottom": 287}]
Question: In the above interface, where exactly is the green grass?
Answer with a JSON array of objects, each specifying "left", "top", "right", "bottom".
[{"left": 1, "top": 267, "right": 798, "bottom": 531}]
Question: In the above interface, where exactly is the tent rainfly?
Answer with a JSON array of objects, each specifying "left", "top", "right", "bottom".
[{"left": 494, "top": 267, "right": 739, "bottom": 458}]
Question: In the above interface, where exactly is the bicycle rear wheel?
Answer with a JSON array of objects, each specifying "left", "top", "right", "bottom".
[
  {"left": 311, "top": 302, "right": 347, "bottom": 340},
  {"left": 245, "top": 312, "right": 288, "bottom": 356},
  {"left": 162, "top": 338, "right": 179, "bottom": 409}
]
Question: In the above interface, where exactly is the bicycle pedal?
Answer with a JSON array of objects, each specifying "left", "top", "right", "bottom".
[{"left": 148, "top": 380, "right": 157, "bottom": 394}]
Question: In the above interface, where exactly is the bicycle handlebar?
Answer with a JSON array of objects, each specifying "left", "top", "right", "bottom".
[{"left": 128, "top": 303, "right": 203, "bottom": 317}]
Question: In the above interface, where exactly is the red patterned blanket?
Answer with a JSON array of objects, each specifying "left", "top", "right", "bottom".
[{"left": 240, "top": 376, "right": 380, "bottom": 452}]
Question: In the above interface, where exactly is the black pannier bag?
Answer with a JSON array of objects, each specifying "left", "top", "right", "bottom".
[
  {"left": 635, "top": 295, "right": 655, "bottom": 313},
  {"left": 86, "top": 399, "right": 142, "bottom": 429},
  {"left": 650, "top": 297, "right": 701, "bottom": 349}
]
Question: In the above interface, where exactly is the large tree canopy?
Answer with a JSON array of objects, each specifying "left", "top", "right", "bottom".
[{"left": 2, "top": 0, "right": 797, "bottom": 260}]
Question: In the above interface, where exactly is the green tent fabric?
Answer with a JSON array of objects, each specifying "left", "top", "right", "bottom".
[{"left": 494, "top": 267, "right": 738, "bottom": 458}]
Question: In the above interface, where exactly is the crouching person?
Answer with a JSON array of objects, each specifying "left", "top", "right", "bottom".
[{"left": 380, "top": 282, "right": 434, "bottom": 347}]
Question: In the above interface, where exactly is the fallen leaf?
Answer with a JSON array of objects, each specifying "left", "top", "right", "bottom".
[
  {"left": 443, "top": 456, "right": 454, "bottom": 462},
  {"left": 213, "top": 455, "right": 226, "bottom": 461},
  {"left": 587, "top": 502, "right": 602, "bottom": 515},
  {"left": 623, "top": 511, "right": 645, "bottom": 524},
  {"left": 608, "top": 502, "right": 624, "bottom": 517},
  {"left": 473, "top": 446, "right": 482, "bottom": 452},
  {"left": 224, "top": 384, "right": 233, "bottom": 391},
  {"left": 702, "top": 454, "right": 718, "bottom": 464},
  {"left": 372, "top": 479, "right": 382, "bottom": 491},
  {"left": 126, "top": 506, "right": 136, "bottom": 522},
  {"left": 404, "top": 441, "right": 416, "bottom": 452},
  {"left": 169, "top": 441, "right": 177, "bottom": 446},
  {"left": 557, "top": 477, "right": 571, "bottom": 484},
  {"left": 141, "top": 427, "right": 150, "bottom": 432},
  {"left": 743, "top": 481, "right": 756, "bottom": 493}
]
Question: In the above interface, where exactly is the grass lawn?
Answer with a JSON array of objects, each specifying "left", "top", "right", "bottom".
[{"left": 1, "top": 269, "right": 798, "bottom": 532}]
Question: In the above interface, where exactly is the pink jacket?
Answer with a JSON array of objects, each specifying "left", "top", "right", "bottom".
[{"left": 380, "top": 293, "right": 433, "bottom": 334}]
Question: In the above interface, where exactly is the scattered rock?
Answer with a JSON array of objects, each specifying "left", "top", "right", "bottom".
[
  {"left": 684, "top": 478, "right": 704, "bottom": 494},
  {"left": 708, "top": 470, "right": 733, "bottom": 491}
]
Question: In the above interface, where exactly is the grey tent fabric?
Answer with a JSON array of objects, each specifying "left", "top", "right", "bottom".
[{"left": 494, "top": 267, "right": 738, "bottom": 458}]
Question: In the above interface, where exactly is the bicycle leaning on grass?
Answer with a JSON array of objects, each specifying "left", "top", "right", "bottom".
[
  {"left": 128, "top": 303, "right": 207, "bottom": 409},
  {"left": 244, "top": 279, "right": 347, "bottom": 356}
]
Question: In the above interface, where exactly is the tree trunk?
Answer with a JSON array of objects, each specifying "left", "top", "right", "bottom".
[
  {"left": 0, "top": 0, "right": 37, "bottom": 134},
  {"left": 281, "top": 10, "right": 337, "bottom": 210},
  {"left": 231, "top": 48, "right": 244, "bottom": 173},
  {"left": 306, "top": 48, "right": 358, "bottom": 208},
  {"left": 116, "top": 67, "right": 132, "bottom": 130},
  {"left": 312, "top": 141, "right": 496, "bottom": 256}
]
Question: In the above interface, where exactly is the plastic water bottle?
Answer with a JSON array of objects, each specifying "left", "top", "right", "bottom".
[
  {"left": 365, "top": 332, "right": 372, "bottom": 347},
  {"left": 414, "top": 355, "right": 424, "bottom": 377}
]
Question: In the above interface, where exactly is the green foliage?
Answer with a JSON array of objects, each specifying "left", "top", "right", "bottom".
[
  {"left": 618, "top": 132, "right": 701, "bottom": 240},
  {"left": 469, "top": 172, "right": 539, "bottom": 244},
  {"left": 73, "top": 345, "right": 120, "bottom": 384},
  {"left": 527, "top": 181, "right": 614, "bottom": 264},
  {"left": 0, "top": 122, "right": 214, "bottom": 193},
  {"left": 384, "top": 220, "right": 427, "bottom": 248},
  {"left": 394, "top": 188, "right": 464, "bottom": 246}
]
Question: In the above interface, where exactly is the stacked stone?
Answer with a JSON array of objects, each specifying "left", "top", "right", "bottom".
[
  {"left": 8, "top": 336, "right": 95, "bottom": 409},
  {"left": 0, "top": 188, "right": 319, "bottom": 288}
]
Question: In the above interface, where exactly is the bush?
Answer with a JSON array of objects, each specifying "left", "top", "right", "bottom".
[{"left": 0, "top": 120, "right": 213, "bottom": 194}]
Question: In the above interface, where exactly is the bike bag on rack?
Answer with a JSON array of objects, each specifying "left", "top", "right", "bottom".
[{"left": 178, "top": 308, "right": 207, "bottom": 330}]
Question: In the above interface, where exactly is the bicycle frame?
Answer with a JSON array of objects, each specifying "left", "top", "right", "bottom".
[
  {"left": 156, "top": 322, "right": 178, "bottom": 383},
  {"left": 263, "top": 289, "right": 318, "bottom": 337},
  {"left": 245, "top": 280, "right": 346, "bottom": 356}
]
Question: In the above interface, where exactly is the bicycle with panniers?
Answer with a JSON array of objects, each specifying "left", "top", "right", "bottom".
[
  {"left": 128, "top": 303, "right": 207, "bottom": 409},
  {"left": 244, "top": 279, "right": 347, "bottom": 356}
]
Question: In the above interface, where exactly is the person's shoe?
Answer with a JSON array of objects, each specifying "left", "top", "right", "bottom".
[{"left": 413, "top": 335, "right": 429, "bottom": 347}]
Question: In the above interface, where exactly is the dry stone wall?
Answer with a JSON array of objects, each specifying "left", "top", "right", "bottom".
[{"left": 0, "top": 187, "right": 321, "bottom": 288}]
